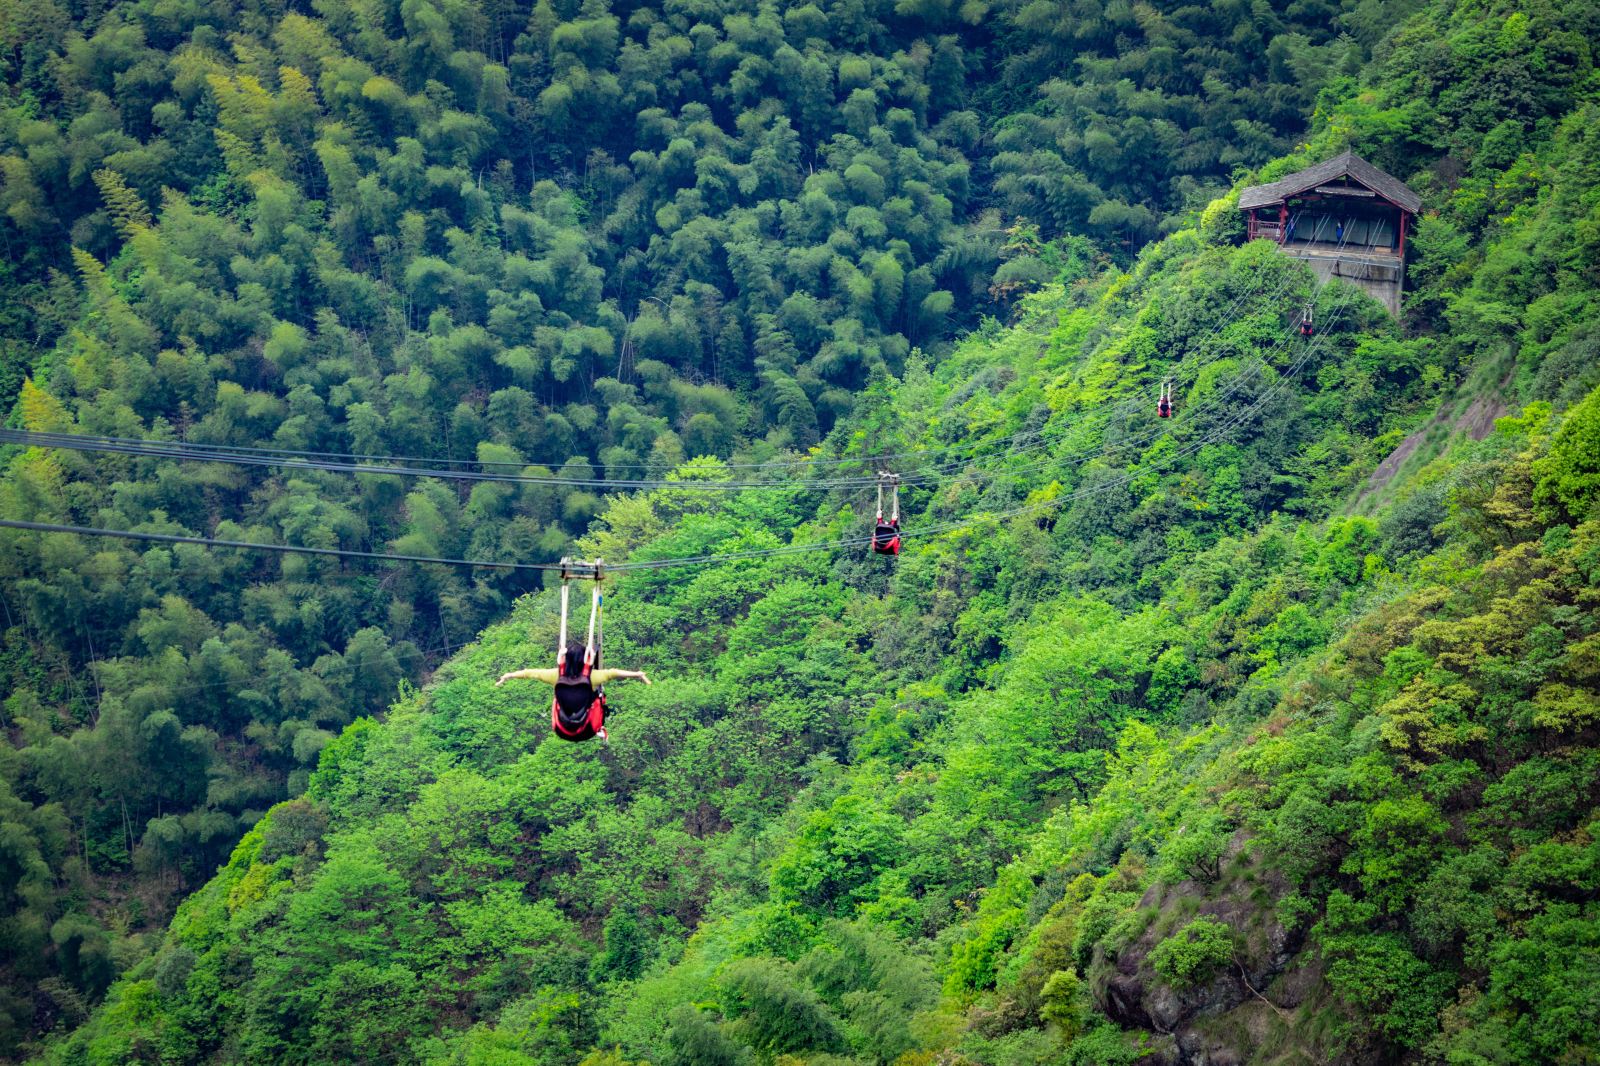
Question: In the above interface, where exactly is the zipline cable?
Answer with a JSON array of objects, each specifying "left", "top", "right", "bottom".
[
  {"left": 2, "top": 244, "right": 1363, "bottom": 578},
  {"left": 0, "top": 273, "right": 1360, "bottom": 580},
  {"left": 0, "top": 270, "right": 1311, "bottom": 496},
  {"left": 0, "top": 322, "right": 1332, "bottom": 580},
  {"left": 610, "top": 269, "right": 1366, "bottom": 572},
  {"left": 0, "top": 430, "right": 883, "bottom": 491},
  {"left": 0, "top": 256, "right": 1310, "bottom": 487},
  {"left": 0, "top": 518, "right": 563, "bottom": 571}
]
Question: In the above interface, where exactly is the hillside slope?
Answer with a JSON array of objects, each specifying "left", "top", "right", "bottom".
[
  {"left": 0, "top": 0, "right": 1385, "bottom": 1041},
  {"left": 20, "top": 0, "right": 1600, "bottom": 1063}
]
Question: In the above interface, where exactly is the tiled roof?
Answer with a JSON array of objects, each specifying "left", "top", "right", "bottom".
[{"left": 1238, "top": 151, "right": 1422, "bottom": 214}]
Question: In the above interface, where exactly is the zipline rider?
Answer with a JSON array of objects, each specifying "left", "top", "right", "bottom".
[{"left": 496, "top": 559, "right": 650, "bottom": 744}]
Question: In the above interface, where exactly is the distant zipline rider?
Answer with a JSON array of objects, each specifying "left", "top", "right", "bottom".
[
  {"left": 496, "top": 559, "right": 650, "bottom": 744},
  {"left": 872, "top": 472, "right": 902, "bottom": 555},
  {"left": 1157, "top": 380, "right": 1174, "bottom": 419}
]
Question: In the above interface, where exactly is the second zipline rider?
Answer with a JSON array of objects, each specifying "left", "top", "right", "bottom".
[
  {"left": 497, "top": 560, "right": 651, "bottom": 744},
  {"left": 873, "top": 472, "right": 902, "bottom": 555}
]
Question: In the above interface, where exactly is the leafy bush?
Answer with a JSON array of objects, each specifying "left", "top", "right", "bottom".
[
  {"left": 1039, "top": 969, "right": 1086, "bottom": 1039},
  {"left": 1148, "top": 917, "right": 1236, "bottom": 989},
  {"left": 1535, "top": 385, "right": 1600, "bottom": 522},
  {"left": 1159, "top": 814, "right": 1231, "bottom": 885}
]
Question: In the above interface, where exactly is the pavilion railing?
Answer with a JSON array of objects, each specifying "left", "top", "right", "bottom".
[{"left": 1247, "top": 218, "right": 1284, "bottom": 242}]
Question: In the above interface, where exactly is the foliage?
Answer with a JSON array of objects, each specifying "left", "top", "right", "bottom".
[
  {"left": 1148, "top": 917, "right": 1235, "bottom": 990},
  {"left": 5, "top": 0, "right": 1600, "bottom": 1060}
]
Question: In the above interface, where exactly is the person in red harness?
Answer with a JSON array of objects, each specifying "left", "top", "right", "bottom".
[
  {"left": 1157, "top": 380, "right": 1173, "bottom": 419},
  {"left": 495, "top": 560, "right": 649, "bottom": 744},
  {"left": 872, "top": 472, "right": 901, "bottom": 556}
]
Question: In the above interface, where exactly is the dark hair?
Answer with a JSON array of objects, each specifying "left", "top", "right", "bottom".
[{"left": 561, "top": 640, "right": 589, "bottom": 678}]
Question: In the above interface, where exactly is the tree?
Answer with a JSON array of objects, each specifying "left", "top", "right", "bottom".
[
  {"left": 1149, "top": 917, "right": 1235, "bottom": 990},
  {"left": 660, "top": 1005, "right": 752, "bottom": 1066},
  {"left": 721, "top": 958, "right": 846, "bottom": 1058},
  {"left": 1534, "top": 384, "right": 1600, "bottom": 522}
]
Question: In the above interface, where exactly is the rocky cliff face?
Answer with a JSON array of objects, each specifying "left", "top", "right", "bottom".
[{"left": 1094, "top": 834, "right": 1377, "bottom": 1066}]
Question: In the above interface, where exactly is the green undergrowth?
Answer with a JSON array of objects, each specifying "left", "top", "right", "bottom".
[{"left": 20, "top": 0, "right": 1600, "bottom": 1061}]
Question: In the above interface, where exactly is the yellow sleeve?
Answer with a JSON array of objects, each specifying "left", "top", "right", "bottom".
[
  {"left": 508, "top": 667, "right": 560, "bottom": 685},
  {"left": 589, "top": 669, "right": 629, "bottom": 686}
]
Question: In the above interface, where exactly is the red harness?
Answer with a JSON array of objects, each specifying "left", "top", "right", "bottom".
[
  {"left": 873, "top": 474, "right": 902, "bottom": 556},
  {"left": 551, "top": 661, "right": 606, "bottom": 742},
  {"left": 872, "top": 519, "right": 901, "bottom": 555}
]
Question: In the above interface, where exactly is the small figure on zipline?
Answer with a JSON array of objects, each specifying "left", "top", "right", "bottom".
[
  {"left": 872, "top": 472, "right": 901, "bottom": 556},
  {"left": 1157, "top": 379, "right": 1174, "bottom": 419},
  {"left": 1299, "top": 303, "right": 1315, "bottom": 338},
  {"left": 496, "top": 560, "right": 650, "bottom": 744}
]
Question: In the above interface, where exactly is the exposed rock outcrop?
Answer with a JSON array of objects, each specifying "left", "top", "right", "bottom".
[{"left": 1089, "top": 833, "right": 1359, "bottom": 1065}]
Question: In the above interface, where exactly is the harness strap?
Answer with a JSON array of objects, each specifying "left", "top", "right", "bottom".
[
  {"left": 557, "top": 558, "right": 571, "bottom": 667},
  {"left": 584, "top": 559, "right": 602, "bottom": 667},
  {"left": 878, "top": 472, "right": 899, "bottom": 523}
]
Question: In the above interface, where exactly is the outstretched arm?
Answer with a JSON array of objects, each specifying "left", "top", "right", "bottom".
[
  {"left": 496, "top": 668, "right": 559, "bottom": 687},
  {"left": 592, "top": 668, "right": 651, "bottom": 686}
]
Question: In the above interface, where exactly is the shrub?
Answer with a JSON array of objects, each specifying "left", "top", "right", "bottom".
[
  {"left": 1039, "top": 969, "right": 1087, "bottom": 1040},
  {"left": 1148, "top": 917, "right": 1236, "bottom": 989}
]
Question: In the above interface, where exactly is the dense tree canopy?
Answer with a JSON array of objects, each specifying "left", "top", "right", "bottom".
[
  {"left": 2, "top": 0, "right": 1599, "bottom": 1059},
  {"left": 0, "top": 0, "right": 1400, "bottom": 1042}
]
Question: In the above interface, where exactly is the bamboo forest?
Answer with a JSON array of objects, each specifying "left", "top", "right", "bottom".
[{"left": 1, "top": 0, "right": 1598, "bottom": 1059}]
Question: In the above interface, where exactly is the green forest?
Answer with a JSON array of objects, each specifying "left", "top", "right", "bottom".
[{"left": 2, "top": 0, "right": 1599, "bottom": 1057}]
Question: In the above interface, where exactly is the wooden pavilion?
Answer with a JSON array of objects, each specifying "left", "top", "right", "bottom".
[{"left": 1238, "top": 151, "right": 1421, "bottom": 315}]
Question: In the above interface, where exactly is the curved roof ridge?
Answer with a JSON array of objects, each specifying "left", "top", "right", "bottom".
[{"left": 1239, "top": 151, "right": 1421, "bottom": 214}]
